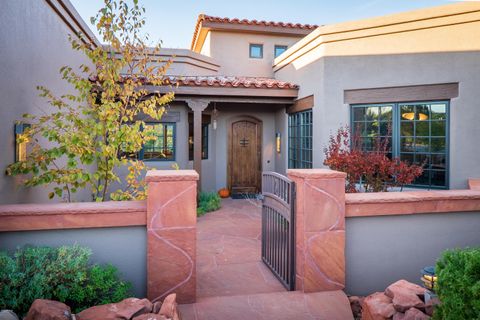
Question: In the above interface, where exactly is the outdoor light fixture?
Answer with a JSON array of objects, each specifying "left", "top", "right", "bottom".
[
  {"left": 15, "top": 122, "right": 30, "bottom": 162},
  {"left": 212, "top": 102, "right": 218, "bottom": 130},
  {"left": 276, "top": 132, "right": 281, "bottom": 153}
]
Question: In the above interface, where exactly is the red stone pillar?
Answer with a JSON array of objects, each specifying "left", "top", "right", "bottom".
[
  {"left": 146, "top": 170, "right": 198, "bottom": 304},
  {"left": 287, "top": 169, "right": 346, "bottom": 292}
]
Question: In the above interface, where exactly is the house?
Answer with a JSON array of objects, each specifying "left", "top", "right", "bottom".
[{"left": 1, "top": 0, "right": 480, "bottom": 203}]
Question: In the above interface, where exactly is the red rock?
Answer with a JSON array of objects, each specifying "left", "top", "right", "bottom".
[
  {"left": 132, "top": 314, "right": 168, "bottom": 320},
  {"left": 158, "top": 294, "right": 179, "bottom": 320},
  {"left": 76, "top": 298, "right": 152, "bottom": 320},
  {"left": 25, "top": 299, "right": 72, "bottom": 320},
  {"left": 403, "top": 308, "right": 430, "bottom": 320},
  {"left": 385, "top": 280, "right": 425, "bottom": 312},
  {"left": 425, "top": 297, "right": 440, "bottom": 316},
  {"left": 152, "top": 301, "right": 162, "bottom": 314},
  {"left": 361, "top": 292, "right": 395, "bottom": 320}
]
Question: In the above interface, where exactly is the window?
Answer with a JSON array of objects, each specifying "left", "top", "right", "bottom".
[
  {"left": 189, "top": 123, "right": 208, "bottom": 160},
  {"left": 140, "top": 123, "right": 176, "bottom": 161},
  {"left": 274, "top": 45, "right": 288, "bottom": 58},
  {"left": 288, "top": 109, "right": 313, "bottom": 169},
  {"left": 249, "top": 44, "right": 263, "bottom": 59},
  {"left": 351, "top": 101, "right": 449, "bottom": 188}
]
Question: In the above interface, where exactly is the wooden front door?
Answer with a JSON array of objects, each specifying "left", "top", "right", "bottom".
[{"left": 228, "top": 117, "right": 262, "bottom": 194}]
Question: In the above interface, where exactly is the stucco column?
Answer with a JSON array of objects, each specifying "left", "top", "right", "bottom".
[
  {"left": 186, "top": 99, "right": 209, "bottom": 191},
  {"left": 287, "top": 169, "right": 347, "bottom": 292},
  {"left": 146, "top": 169, "right": 199, "bottom": 304}
]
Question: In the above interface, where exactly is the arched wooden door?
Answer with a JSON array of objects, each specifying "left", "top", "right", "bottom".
[{"left": 228, "top": 117, "right": 262, "bottom": 194}]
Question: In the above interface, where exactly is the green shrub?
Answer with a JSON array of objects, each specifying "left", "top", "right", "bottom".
[
  {"left": 197, "top": 192, "right": 221, "bottom": 216},
  {"left": 434, "top": 247, "right": 480, "bottom": 320},
  {"left": 0, "top": 245, "right": 131, "bottom": 315}
]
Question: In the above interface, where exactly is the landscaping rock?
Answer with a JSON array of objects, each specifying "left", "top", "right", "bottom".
[
  {"left": 76, "top": 298, "right": 152, "bottom": 320},
  {"left": 25, "top": 299, "right": 72, "bottom": 320},
  {"left": 425, "top": 297, "right": 440, "bottom": 316},
  {"left": 349, "top": 296, "right": 364, "bottom": 319},
  {"left": 0, "top": 310, "right": 19, "bottom": 320},
  {"left": 393, "top": 307, "right": 430, "bottom": 320},
  {"left": 158, "top": 294, "right": 179, "bottom": 320},
  {"left": 385, "top": 280, "right": 425, "bottom": 313},
  {"left": 361, "top": 292, "right": 395, "bottom": 320},
  {"left": 132, "top": 314, "right": 168, "bottom": 320}
]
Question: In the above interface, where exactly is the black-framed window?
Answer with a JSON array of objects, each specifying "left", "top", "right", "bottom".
[
  {"left": 249, "top": 44, "right": 263, "bottom": 59},
  {"left": 141, "top": 123, "right": 176, "bottom": 161},
  {"left": 288, "top": 109, "right": 313, "bottom": 169},
  {"left": 351, "top": 101, "right": 449, "bottom": 188},
  {"left": 274, "top": 45, "right": 288, "bottom": 58},
  {"left": 189, "top": 123, "right": 208, "bottom": 160}
]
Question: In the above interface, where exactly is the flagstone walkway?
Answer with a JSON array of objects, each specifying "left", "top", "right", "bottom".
[{"left": 178, "top": 198, "right": 353, "bottom": 320}]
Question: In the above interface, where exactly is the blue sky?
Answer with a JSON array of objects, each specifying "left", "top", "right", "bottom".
[{"left": 71, "top": 0, "right": 454, "bottom": 48}]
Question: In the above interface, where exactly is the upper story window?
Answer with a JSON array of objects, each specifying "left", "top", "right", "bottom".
[
  {"left": 249, "top": 44, "right": 263, "bottom": 59},
  {"left": 274, "top": 45, "right": 288, "bottom": 58},
  {"left": 351, "top": 101, "right": 449, "bottom": 189}
]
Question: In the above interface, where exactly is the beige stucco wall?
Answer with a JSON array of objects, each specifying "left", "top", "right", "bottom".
[
  {"left": 0, "top": 0, "right": 94, "bottom": 204},
  {"left": 274, "top": 4, "right": 480, "bottom": 189},
  {"left": 205, "top": 31, "right": 302, "bottom": 77}
]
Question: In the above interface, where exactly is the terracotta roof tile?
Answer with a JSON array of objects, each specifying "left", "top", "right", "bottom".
[
  {"left": 167, "top": 76, "right": 299, "bottom": 90},
  {"left": 191, "top": 14, "right": 319, "bottom": 50}
]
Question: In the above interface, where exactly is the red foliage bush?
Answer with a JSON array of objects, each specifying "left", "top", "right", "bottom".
[{"left": 323, "top": 126, "right": 423, "bottom": 192}]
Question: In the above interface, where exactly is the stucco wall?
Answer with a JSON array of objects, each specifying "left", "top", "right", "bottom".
[
  {"left": 345, "top": 212, "right": 480, "bottom": 296},
  {"left": 208, "top": 31, "right": 302, "bottom": 77},
  {"left": 0, "top": 227, "right": 147, "bottom": 297},
  {"left": 0, "top": 0, "right": 94, "bottom": 204},
  {"left": 275, "top": 51, "right": 480, "bottom": 189}
]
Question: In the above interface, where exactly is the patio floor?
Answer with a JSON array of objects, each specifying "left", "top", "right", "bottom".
[{"left": 178, "top": 198, "right": 353, "bottom": 320}]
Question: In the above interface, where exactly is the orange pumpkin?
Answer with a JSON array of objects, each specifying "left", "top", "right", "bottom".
[{"left": 218, "top": 188, "right": 230, "bottom": 198}]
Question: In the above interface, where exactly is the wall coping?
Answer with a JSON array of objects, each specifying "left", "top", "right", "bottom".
[
  {"left": 146, "top": 170, "right": 199, "bottom": 182},
  {"left": 287, "top": 169, "right": 347, "bottom": 179},
  {"left": 346, "top": 190, "right": 480, "bottom": 217},
  {"left": 0, "top": 201, "right": 146, "bottom": 232}
]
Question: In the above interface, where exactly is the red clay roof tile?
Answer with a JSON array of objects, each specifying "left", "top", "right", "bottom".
[{"left": 166, "top": 75, "right": 299, "bottom": 90}]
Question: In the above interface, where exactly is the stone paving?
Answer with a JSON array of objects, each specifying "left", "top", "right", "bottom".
[{"left": 178, "top": 198, "right": 353, "bottom": 320}]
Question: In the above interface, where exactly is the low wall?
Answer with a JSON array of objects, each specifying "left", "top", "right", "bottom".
[
  {"left": 344, "top": 190, "right": 480, "bottom": 296},
  {"left": 0, "top": 200, "right": 148, "bottom": 296}
]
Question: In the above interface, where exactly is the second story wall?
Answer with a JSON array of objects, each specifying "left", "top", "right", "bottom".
[{"left": 202, "top": 31, "right": 302, "bottom": 77}]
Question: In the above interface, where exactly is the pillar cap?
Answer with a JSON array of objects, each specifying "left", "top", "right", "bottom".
[
  {"left": 146, "top": 170, "right": 199, "bottom": 182},
  {"left": 287, "top": 169, "right": 346, "bottom": 179}
]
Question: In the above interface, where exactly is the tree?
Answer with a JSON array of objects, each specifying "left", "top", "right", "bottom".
[{"left": 6, "top": 0, "right": 174, "bottom": 202}]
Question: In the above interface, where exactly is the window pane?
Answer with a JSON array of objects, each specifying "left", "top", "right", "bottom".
[
  {"left": 353, "top": 108, "right": 365, "bottom": 121},
  {"left": 431, "top": 104, "right": 447, "bottom": 120},
  {"left": 365, "top": 107, "right": 380, "bottom": 121},
  {"left": 143, "top": 123, "right": 175, "bottom": 161},
  {"left": 415, "top": 121, "right": 429, "bottom": 136},
  {"left": 414, "top": 137, "right": 430, "bottom": 153},
  {"left": 431, "top": 121, "right": 446, "bottom": 136},
  {"left": 250, "top": 44, "right": 263, "bottom": 58},
  {"left": 288, "top": 109, "right": 312, "bottom": 169},
  {"left": 401, "top": 121, "right": 414, "bottom": 136},
  {"left": 431, "top": 170, "right": 446, "bottom": 187},
  {"left": 274, "top": 45, "right": 288, "bottom": 58},
  {"left": 431, "top": 137, "right": 446, "bottom": 153}
]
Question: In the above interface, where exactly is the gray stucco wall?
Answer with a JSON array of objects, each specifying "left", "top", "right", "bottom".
[
  {"left": 345, "top": 212, "right": 480, "bottom": 296},
  {"left": 275, "top": 51, "right": 480, "bottom": 189},
  {"left": 0, "top": 227, "right": 147, "bottom": 297},
  {"left": 0, "top": 0, "right": 94, "bottom": 204}
]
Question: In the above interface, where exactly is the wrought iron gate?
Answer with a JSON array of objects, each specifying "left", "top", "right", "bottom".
[{"left": 261, "top": 172, "right": 296, "bottom": 290}]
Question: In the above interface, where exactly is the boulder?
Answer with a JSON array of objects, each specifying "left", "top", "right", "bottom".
[
  {"left": 393, "top": 308, "right": 430, "bottom": 320},
  {"left": 385, "top": 280, "right": 425, "bottom": 313},
  {"left": 158, "top": 294, "right": 179, "bottom": 320},
  {"left": 0, "top": 310, "right": 19, "bottom": 320},
  {"left": 132, "top": 314, "right": 168, "bottom": 320},
  {"left": 25, "top": 299, "right": 72, "bottom": 320},
  {"left": 361, "top": 292, "right": 395, "bottom": 320},
  {"left": 349, "top": 296, "right": 364, "bottom": 319},
  {"left": 76, "top": 298, "right": 152, "bottom": 320}
]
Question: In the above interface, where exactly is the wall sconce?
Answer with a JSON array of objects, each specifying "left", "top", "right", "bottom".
[
  {"left": 212, "top": 103, "right": 219, "bottom": 130},
  {"left": 15, "top": 122, "right": 31, "bottom": 162},
  {"left": 276, "top": 132, "right": 281, "bottom": 154}
]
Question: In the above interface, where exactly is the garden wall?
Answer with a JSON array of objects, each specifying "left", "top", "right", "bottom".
[{"left": 344, "top": 190, "right": 480, "bottom": 296}]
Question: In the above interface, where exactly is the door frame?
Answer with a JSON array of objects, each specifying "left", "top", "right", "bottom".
[{"left": 227, "top": 115, "right": 263, "bottom": 193}]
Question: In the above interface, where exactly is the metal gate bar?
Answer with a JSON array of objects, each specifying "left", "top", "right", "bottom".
[{"left": 261, "top": 172, "right": 295, "bottom": 291}]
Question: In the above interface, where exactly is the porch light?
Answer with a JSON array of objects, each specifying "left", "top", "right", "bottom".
[
  {"left": 15, "top": 122, "right": 30, "bottom": 162},
  {"left": 402, "top": 112, "right": 428, "bottom": 121},
  {"left": 276, "top": 132, "right": 281, "bottom": 153},
  {"left": 212, "top": 103, "right": 219, "bottom": 130}
]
